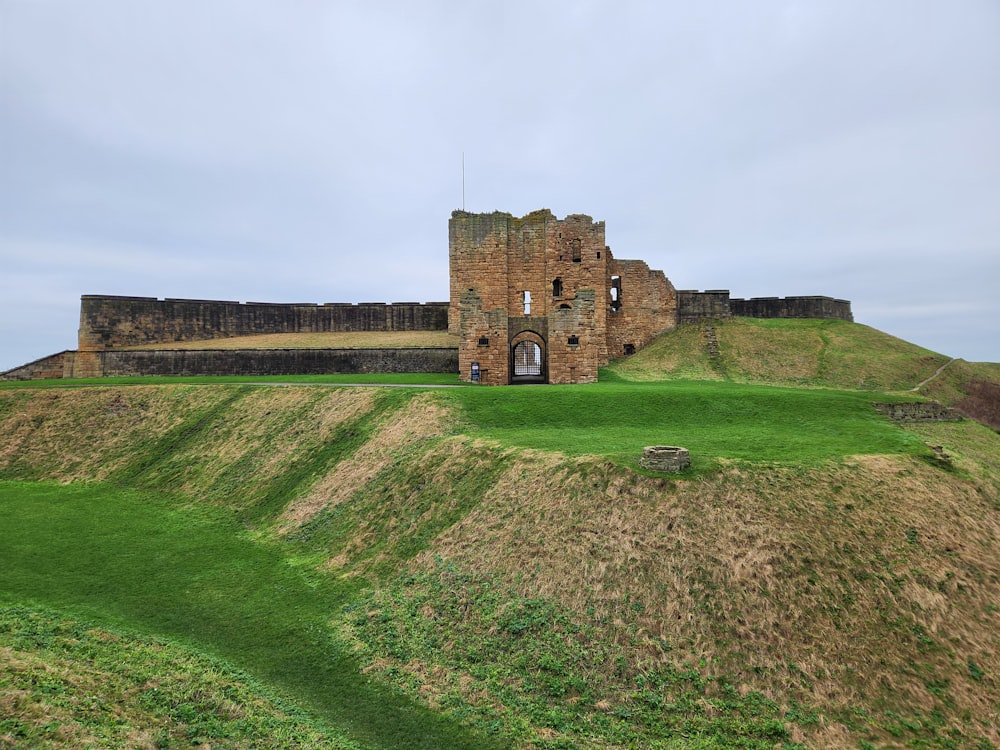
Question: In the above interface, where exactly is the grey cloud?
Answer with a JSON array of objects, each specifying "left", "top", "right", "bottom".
[{"left": 1, "top": 0, "right": 998, "bottom": 371}]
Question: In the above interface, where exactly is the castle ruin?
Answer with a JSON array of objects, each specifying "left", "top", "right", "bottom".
[
  {"left": 1, "top": 208, "right": 853, "bottom": 382},
  {"left": 448, "top": 209, "right": 851, "bottom": 385},
  {"left": 449, "top": 210, "right": 676, "bottom": 385}
]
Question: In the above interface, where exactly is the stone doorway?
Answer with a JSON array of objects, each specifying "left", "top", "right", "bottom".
[{"left": 510, "top": 333, "right": 546, "bottom": 384}]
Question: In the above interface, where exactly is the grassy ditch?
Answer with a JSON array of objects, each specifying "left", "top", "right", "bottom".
[
  {"left": 0, "top": 481, "right": 502, "bottom": 750},
  {"left": 335, "top": 560, "right": 797, "bottom": 750},
  {"left": 0, "top": 377, "right": 995, "bottom": 748},
  {"left": 0, "top": 605, "right": 364, "bottom": 749}
]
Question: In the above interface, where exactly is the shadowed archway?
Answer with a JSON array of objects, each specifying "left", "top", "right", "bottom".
[{"left": 509, "top": 331, "right": 546, "bottom": 384}]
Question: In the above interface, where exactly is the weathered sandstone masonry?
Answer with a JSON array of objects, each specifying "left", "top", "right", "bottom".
[
  {"left": 79, "top": 296, "right": 449, "bottom": 351},
  {"left": 450, "top": 210, "right": 676, "bottom": 385}
]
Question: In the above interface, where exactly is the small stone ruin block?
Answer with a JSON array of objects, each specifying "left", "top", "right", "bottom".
[{"left": 639, "top": 446, "right": 691, "bottom": 473}]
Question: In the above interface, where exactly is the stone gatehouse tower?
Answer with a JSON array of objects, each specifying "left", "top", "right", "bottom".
[{"left": 449, "top": 209, "right": 676, "bottom": 385}]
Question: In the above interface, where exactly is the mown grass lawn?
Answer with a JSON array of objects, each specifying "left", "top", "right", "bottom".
[
  {"left": 443, "top": 375, "right": 927, "bottom": 470},
  {"left": 0, "top": 481, "right": 501, "bottom": 750}
]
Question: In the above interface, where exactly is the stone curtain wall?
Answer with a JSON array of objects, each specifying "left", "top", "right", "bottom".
[
  {"left": 79, "top": 296, "right": 449, "bottom": 351},
  {"left": 677, "top": 291, "right": 853, "bottom": 323},
  {"left": 98, "top": 348, "right": 458, "bottom": 377},
  {"left": 605, "top": 258, "right": 677, "bottom": 359},
  {"left": 676, "top": 291, "right": 734, "bottom": 323},
  {"left": 3, "top": 348, "right": 458, "bottom": 380},
  {"left": 729, "top": 296, "right": 853, "bottom": 321}
]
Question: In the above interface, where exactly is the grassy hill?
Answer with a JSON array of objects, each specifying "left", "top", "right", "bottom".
[
  {"left": 607, "top": 318, "right": 951, "bottom": 391},
  {"left": 0, "top": 320, "right": 998, "bottom": 749}
]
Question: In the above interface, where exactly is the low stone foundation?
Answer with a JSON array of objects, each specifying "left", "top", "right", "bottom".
[
  {"left": 639, "top": 446, "right": 691, "bottom": 473},
  {"left": 2, "top": 348, "right": 459, "bottom": 380},
  {"left": 873, "top": 402, "right": 963, "bottom": 423}
]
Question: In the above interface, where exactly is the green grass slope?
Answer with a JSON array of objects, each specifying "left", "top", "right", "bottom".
[
  {"left": 1, "top": 604, "right": 364, "bottom": 749},
  {"left": 608, "top": 318, "right": 953, "bottom": 391},
  {"left": 0, "top": 355, "right": 997, "bottom": 748}
]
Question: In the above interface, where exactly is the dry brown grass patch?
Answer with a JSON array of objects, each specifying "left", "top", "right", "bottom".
[
  {"left": 411, "top": 448, "right": 999, "bottom": 742},
  {"left": 156, "top": 387, "right": 377, "bottom": 505},
  {"left": 280, "top": 393, "right": 453, "bottom": 532},
  {"left": 718, "top": 321, "right": 822, "bottom": 382},
  {"left": 0, "top": 386, "right": 229, "bottom": 481}
]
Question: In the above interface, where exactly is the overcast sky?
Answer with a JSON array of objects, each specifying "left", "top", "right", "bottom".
[{"left": 2, "top": 0, "right": 998, "bottom": 372}]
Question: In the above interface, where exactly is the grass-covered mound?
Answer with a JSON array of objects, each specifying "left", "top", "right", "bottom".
[
  {"left": 608, "top": 318, "right": 952, "bottom": 391},
  {"left": 0, "top": 349, "right": 997, "bottom": 748}
]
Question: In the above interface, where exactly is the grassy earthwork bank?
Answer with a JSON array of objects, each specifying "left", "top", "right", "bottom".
[{"left": 1, "top": 319, "right": 998, "bottom": 749}]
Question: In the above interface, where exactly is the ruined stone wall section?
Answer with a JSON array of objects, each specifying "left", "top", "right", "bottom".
[
  {"left": 605, "top": 258, "right": 677, "bottom": 361},
  {"left": 506, "top": 211, "right": 549, "bottom": 319},
  {"left": 2, "top": 348, "right": 458, "bottom": 380},
  {"left": 450, "top": 209, "right": 682, "bottom": 383},
  {"left": 548, "top": 289, "right": 600, "bottom": 383},
  {"left": 78, "top": 295, "right": 449, "bottom": 351},
  {"left": 96, "top": 348, "right": 458, "bottom": 377},
  {"left": 544, "top": 214, "right": 609, "bottom": 365},
  {"left": 448, "top": 212, "right": 512, "bottom": 336},
  {"left": 0, "top": 351, "right": 75, "bottom": 381},
  {"left": 457, "top": 288, "right": 509, "bottom": 386}
]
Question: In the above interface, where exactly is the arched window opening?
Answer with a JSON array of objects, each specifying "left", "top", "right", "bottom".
[
  {"left": 552, "top": 278, "right": 563, "bottom": 297},
  {"left": 570, "top": 239, "right": 582, "bottom": 263}
]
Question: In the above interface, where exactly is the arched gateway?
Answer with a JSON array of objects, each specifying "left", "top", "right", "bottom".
[{"left": 510, "top": 331, "right": 546, "bottom": 384}]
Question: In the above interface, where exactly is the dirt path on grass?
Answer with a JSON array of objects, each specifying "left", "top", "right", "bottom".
[{"left": 912, "top": 357, "right": 956, "bottom": 391}]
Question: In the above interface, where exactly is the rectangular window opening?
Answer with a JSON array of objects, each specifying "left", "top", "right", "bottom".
[{"left": 610, "top": 276, "right": 622, "bottom": 311}]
